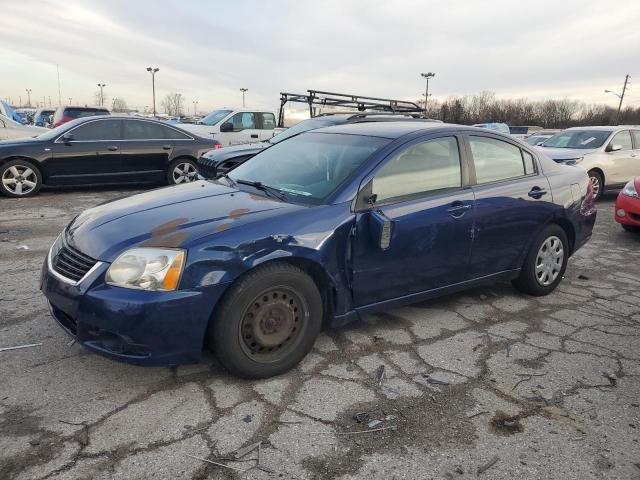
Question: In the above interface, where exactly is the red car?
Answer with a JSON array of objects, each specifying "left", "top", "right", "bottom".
[{"left": 615, "top": 177, "right": 640, "bottom": 232}]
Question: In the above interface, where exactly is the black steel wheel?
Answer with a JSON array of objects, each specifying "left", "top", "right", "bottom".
[{"left": 207, "top": 262, "right": 322, "bottom": 378}]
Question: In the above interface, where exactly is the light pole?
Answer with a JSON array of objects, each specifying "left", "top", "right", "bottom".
[
  {"left": 97, "top": 83, "right": 106, "bottom": 106},
  {"left": 240, "top": 88, "right": 248, "bottom": 107},
  {"left": 420, "top": 72, "right": 435, "bottom": 115},
  {"left": 176, "top": 93, "right": 182, "bottom": 117},
  {"left": 146, "top": 67, "right": 159, "bottom": 116},
  {"left": 193, "top": 100, "right": 198, "bottom": 115},
  {"left": 25, "top": 89, "right": 32, "bottom": 107},
  {"left": 68, "top": 97, "right": 72, "bottom": 105}
]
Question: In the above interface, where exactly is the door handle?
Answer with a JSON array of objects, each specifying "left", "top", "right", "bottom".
[
  {"left": 250, "top": 134, "right": 259, "bottom": 139},
  {"left": 162, "top": 145, "right": 172, "bottom": 150},
  {"left": 447, "top": 203, "right": 471, "bottom": 218},
  {"left": 528, "top": 187, "right": 547, "bottom": 199},
  {"left": 107, "top": 146, "right": 118, "bottom": 151}
]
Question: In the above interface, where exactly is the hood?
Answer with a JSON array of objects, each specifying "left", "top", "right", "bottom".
[
  {"left": 202, "top": 142, "right": 269, "bottom": 159},
  {"left": 537, "top": 146, "right": 597, "bottom": 161},
  {"left": 180, "top": 123, "right": 216, "bottom": 135},
  {"left": 67, "top": 180, "right": 297, "bottom": 261}
]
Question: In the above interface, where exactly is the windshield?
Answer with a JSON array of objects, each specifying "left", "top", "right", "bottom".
[
  {"left": 542, "top": 130, "right": 611, "bottom": 149},
  {"left": 199, "top": 109, "right": 232, "bottom": 126},
  {"left": 228, "top": 132, "right": 390, "bottom": 203},
  {"left": 526, "top": 135, "right": 548, "bottom": 145},
  {"left": 270, "top": 117, "right": 339, "bottom": 144},
  {"left": 35, "top": 121, "right": 79, "bottom": 140}
]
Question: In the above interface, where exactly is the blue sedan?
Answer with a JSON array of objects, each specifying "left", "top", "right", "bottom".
[{"left": 41, "top": 122, "right": 596, "bottom": 378}]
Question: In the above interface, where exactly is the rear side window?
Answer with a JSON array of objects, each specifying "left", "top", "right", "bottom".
[
  {"left": 123, "top": 120, "right": 168, "bottom": 140},
  {"left": 610, "top": 130, "right": 633, "bottom": 151},
  {"left": 632, "top": 130, "right": 640, "bottom": 148},
  {"left": 162, "top": 126, "right": 191, "bottom": 139},
  {"left": 470, "top": 136, "right": 532, "bottom": 183},
  {"left": 260, "top": 113, "right": 276, "bottom": 130},
  {"left": 372, "top": 137, "right": 462, "bottom": 203},
  {"left": 69, "top": 120, "right": 121, "bottom": 141}
]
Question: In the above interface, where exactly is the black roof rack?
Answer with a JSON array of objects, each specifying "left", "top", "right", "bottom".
[{"left": 278, "top": 89, "right": 424, "bottom": 127}]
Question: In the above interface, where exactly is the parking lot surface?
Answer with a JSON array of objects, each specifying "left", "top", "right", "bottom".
[{"left": 1, "top": 186, "right": 640, "bottom": 480}]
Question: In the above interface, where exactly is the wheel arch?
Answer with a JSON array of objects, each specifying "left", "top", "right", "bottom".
[
  {"left": 587, "top": 167, "right": 605, "bottom": 185},
  {"left": 550, "top": 217, "right": 576, "bottom": 255}
]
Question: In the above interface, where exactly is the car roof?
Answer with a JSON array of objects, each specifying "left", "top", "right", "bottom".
[
  {"left": 310, "top": 121, "right": 469, "bottom": 139},
  {"left": 564, "top": 126, "right": 627, "bottom": 131}
]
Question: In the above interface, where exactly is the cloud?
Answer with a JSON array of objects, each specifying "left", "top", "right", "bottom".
[{"left": 1, "top": 0, "right": 638, "bottom": 112}]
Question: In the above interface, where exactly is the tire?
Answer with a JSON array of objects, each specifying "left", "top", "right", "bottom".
[
  {"left": 167, "top": 158, "right": 198, "bottom": 185},
  {"left": 207, "top": 263, "right": 323, "bottom": 378},
  {"left": 622, "top": 224, "right": 640, "bottom": 233},
  {"left": 0, "top": 159, "right": 42, "bottom": 198},
  {"left": 588, "top": 170, "right": 604, "bottom": 201},
  {"left": 512, "top": 224, "right": 569, "bottom": 296}
]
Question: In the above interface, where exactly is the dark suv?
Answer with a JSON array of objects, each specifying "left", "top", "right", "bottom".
[
  {"left": 198, "top": 113, "right": 440, "bottom": 178},
  {"left": 52, "top": 106, "right": 110, "bottom": 127}
]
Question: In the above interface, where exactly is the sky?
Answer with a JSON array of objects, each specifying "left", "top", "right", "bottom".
[{"left": 1, "top": 0, "right": 639, "bottom": 114}]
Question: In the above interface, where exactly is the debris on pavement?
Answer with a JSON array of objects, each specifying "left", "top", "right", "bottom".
[
  {"left": 353, "top": 412, "right": 370, "bottom": 423},
  {"left": 256, "top": 443, "right": 275, "bottom": 474},
  {"left": 16, "top": 245, "right": 30, "bottom": 250},
  {"left": 490, "top": 411, "right": 523, "bottom": 435},
  {"left": 375, "top": 365, "right": 385, "bottom": 386},
  {"left": 0, "top": 342, "right": 43, "bottom": 353},
  {"left": 233, "top": 441, "right": 261, "bottom": 460},
  {"left": 242, "top": 414, "right": 253, "bottom": 423},
  {"left": 604, "top": 372, "right": 617, "bottom": 386},
  {"left": 186, "top": 453, "right": 245, "bottom": 472},
  {"left": 577, "top": 274, "right": 590, "bottom": 280},
  {"left": 423, "top": 374, "right": 450, "bottom": 385},
  {"left": 477, "top": 455, "right": 499, "bottom": 475},
  {"left": 467, "top": 410, "right": 489, "bottom": 419},
  {"left": 367, "top": 419, "right": 382, "bottom": 429}
]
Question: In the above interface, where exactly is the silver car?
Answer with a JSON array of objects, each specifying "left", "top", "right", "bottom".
[{"left": 538, "top": 126, "right": 640, "bottom": 199}]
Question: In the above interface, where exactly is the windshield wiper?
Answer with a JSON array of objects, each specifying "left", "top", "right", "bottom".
[{"left": 235, "top": 179, "right": 286, "bottom": 200}]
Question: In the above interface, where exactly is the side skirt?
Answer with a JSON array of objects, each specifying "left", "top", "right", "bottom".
[{"left": 330, "top": 269, "right": 520, "bottom": 328}]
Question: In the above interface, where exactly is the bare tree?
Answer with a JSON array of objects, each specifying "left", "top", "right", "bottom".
[
  {"left": 93, "top": 91, "right": 109, "bottom": 108},
  {"left": 161, "top": 93, "right": 184, "bottom": 116},
  {"left": 111, "top": 98, "right": 128, "bottom": 112}
]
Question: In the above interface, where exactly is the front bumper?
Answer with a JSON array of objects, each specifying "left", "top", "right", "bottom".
[
  {"left": 197, "top": 155, "right": 218, "bottom": 179},
  {"left": 614, "top": 192, "right": 640, "bottom": 226},
  {"left": 40, "top": 250, "right": 229, "bottom": 366}
]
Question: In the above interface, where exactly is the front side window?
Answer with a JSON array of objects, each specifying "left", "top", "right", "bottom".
[
  {"left": 123, "top": 120, "right": 167, "bottom": 140},
  {"left": 228, "top": 112, "right": 255, "bottom": 131},
  {"left": 610, "top": 130, "right": 633, "bottom": 151},
  {"left": 470, "top": 136, "right": 530, "bottom": 183},
  {"left": 69, "top": 120, "right": 121, "bottom": 141},
  {"left": 228, "top": 132, "right": 389, "bottom": 202},
  {"left": 632, "top": 130, "right": 640, "bottom": 148},
  {"left": 260, "top": 113, "right": 276, "bottom": 130},
  {"left": 372, "top": 137, "right": 461, "bottom": 203}
]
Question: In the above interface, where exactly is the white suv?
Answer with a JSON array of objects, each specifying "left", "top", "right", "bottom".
[
  {"left": 180, "top": 108, "right": 277, "bottom": 146},
  {"left": 538, "top": 126, "right": 640, "bottom": 199}
]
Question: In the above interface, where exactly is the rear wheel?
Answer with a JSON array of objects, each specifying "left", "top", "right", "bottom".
[
  {"left": 0, "top": 159, "right": 42, "bottom": 198},
  {"left": 588, "top": 170, "right": 604, "bottom": 201},
  {"left": 207, "top": 263, "right": 323, "bottom": 378},
  {"left": 167, "top": 158, "right": 198, "bottom": 185},
  {"left": 512, "top": 224, "right": 569, "bottom": 296}
]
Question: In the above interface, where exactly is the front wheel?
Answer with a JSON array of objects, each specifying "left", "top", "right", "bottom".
[
  {"left": 167, "top": 158, "right": 198, "bottom": 185},
  {"left": 0, "top": 159, "right": 42, "bottom": 198},
  {"left": 512, "top": 224, "right": 569, "bottom": 296},
  {"left": 588, "top": 170, "right": 604, "bottom": 201},
  {"left": 207, "top": 263, "right": 323, "bottom": 378}
]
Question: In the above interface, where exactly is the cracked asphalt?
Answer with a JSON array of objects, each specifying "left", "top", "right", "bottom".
[{"left": 2, "top": 186, "right": 640, "bottom": 480}]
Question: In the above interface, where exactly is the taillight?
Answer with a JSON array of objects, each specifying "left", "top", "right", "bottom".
[{"left": 213, "top": 144, "right": 222, "bottom": 149}]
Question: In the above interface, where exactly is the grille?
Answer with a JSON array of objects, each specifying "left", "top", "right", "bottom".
[
  {"left": 197, "top": 157, "right": 218, "bottom": 179},
  {"left": 53, "top": 239, "right": 97, "bottom": 282}
]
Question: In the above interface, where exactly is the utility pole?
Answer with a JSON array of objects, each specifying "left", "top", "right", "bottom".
[
  {"left": 240, "top": 88, "right": 248, "bottom": 107},
  {"left": 56, "top": 64, "right": 62, "bottom": 106},
  {"left": 193, "top": 100, "right": 198, "bottom": 115},
  {"left": 25, "top": 89, "right": 32, "bottom": 107},
  {"left": 605, "top": 74, "right": 631, "bottom": 124},
  {"left": 68, "top": 97, "right": 72, "bottom": 105},
  {"left": 97, "top": 83, "right": 106, "bottom": 106},
  {"left": 19, "top": 96, "right": 22, "bottom": 107},
  {"left": 146, "top": 67, "right": 159, "bottom": 116},
  {"left": 420, "top": 72, "right": 435, "bottom": 115}
]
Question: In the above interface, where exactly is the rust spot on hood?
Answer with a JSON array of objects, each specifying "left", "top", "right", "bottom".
[
  {"left": 249, "top": 194, "right": 270, "bottom": 202},
  {"left": 150, "top": 218, "right": 188, "bottom": 236},
  {"left": 229, "top": 208, "right": 250, "bottom": 219},
  {"left": 216, "top": 223, "right": 232, "bottom": 233},
  {"left": 141, "top": 217, "right": 190, "bottom": 247}
]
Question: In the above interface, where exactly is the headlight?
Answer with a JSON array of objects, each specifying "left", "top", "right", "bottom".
[
  {"left": 564, "top": 157, "right": 584, "bottom": 165},
  {"left": 622, "top": 180, "right": 639, "bottom": 198},
  {"left": 106, "top": 248, "right": 186, "bottom": 291}
]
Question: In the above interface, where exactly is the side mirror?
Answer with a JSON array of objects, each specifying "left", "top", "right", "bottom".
[
  {"left": 62, "top": 133, "right": 74, "bottom": 144},
  {"left": 220, "top": 122, "right": 234, "bottom": 133},
  {"left": 606, "top": 143, "right": 622, "bottom": 152}
]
